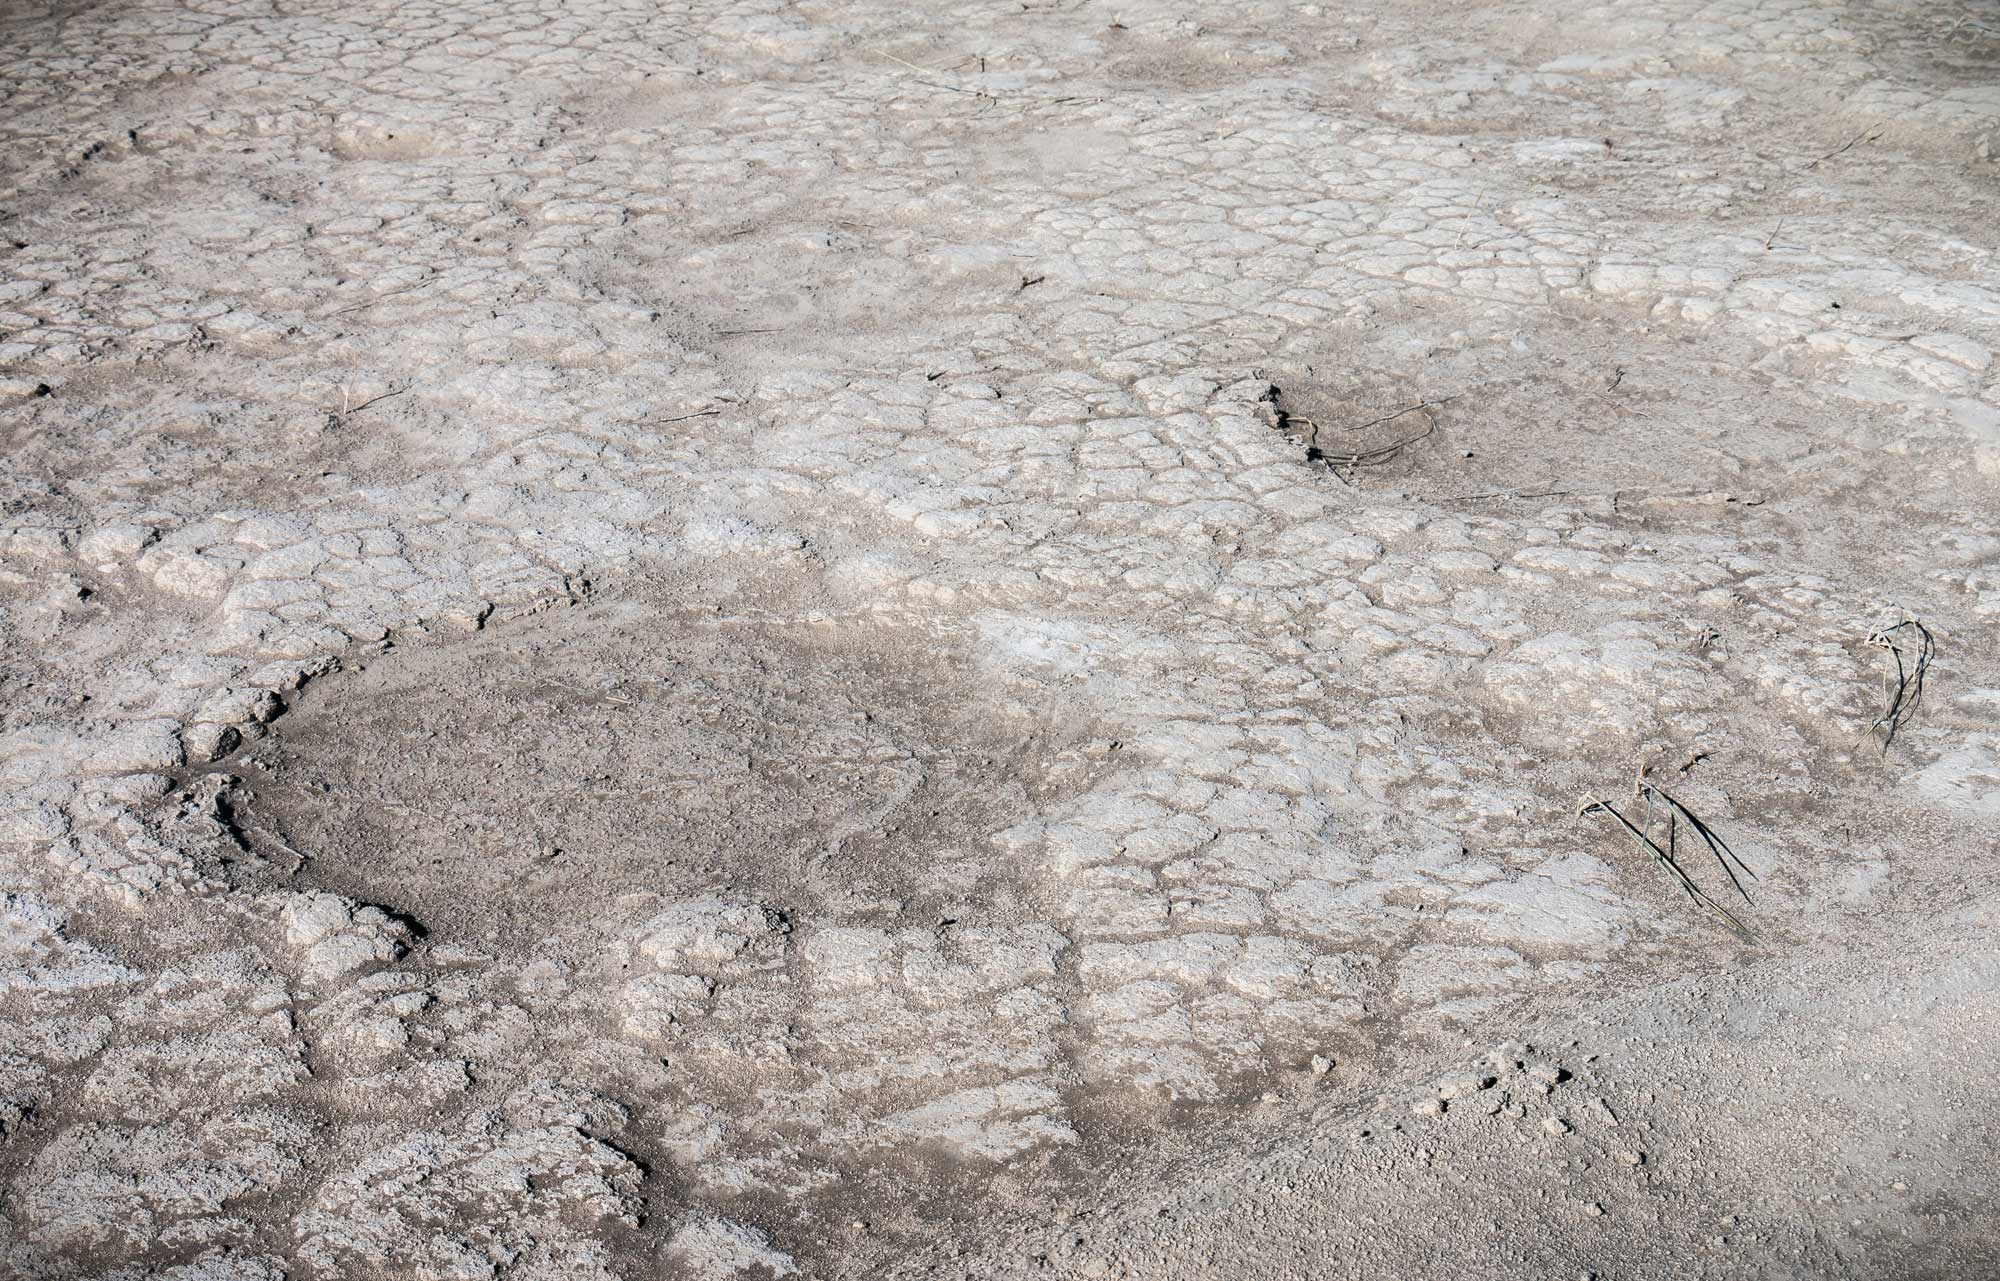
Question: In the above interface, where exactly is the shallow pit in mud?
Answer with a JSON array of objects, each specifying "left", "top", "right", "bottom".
[{"left": 236, "top": 596, "right": 1099, "bottom": 944}]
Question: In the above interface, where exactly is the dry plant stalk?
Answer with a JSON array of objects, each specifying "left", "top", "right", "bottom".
[
  {"left": 1286, "top": 396, "right": 1454, "bottom": 482},
  {"left": 1579, "top": 772, "right": 1757, "bottom": 939},
  {"left": 1865, "top": 615, "right": 1934, "bottom": 754}
]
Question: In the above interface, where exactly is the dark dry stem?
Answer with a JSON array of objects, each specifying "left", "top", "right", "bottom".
[
  {"left": 1638, "top": 783, "right": 1757, "bottom": 905},
  {"left": 1579, "top": 798, "right": 1753, "bottom": 939},
  {"left": 1445, "top": 486, "right": 1579, "bottom": 502},
  {"left": 1292, "top": 395, "right": 1454, "bottom": 442},
  {"left": 1318, "top": 421, "right": 1436, "bottom": 468},
  {"left": 1291, "top": 416, "right": 1444, "bottom": 481},
  {"left": 1865, "top": 615, "right": 1935, "bottom": 753},
  {"left": 1804, "top": 126, "right": 1883, "bottom": 170},
  {"left": 327, "top": 274, "right": 440, "bottom": 316},
  {"left": 1339, "top": 397, "right": 1455, "bottom": 434},
  {"left": 340, "top": 383, "right": 409, "bottom": 417}
]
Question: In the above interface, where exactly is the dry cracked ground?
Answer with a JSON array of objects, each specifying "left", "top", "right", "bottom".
[{"left": 2, "top": 0, "right": 1999, "bottom": 1278}]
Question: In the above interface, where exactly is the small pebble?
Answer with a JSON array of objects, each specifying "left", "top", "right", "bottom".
[
  {"left": 1543, "top": 1116, "right": 1571, "bottom": 1136},
  {"left": 1487, "top": 1040, "right": 1529, "bottom": 1072},
  {"left": 1437, "top": 1073, "right": 1491, "bottom": 1100}
]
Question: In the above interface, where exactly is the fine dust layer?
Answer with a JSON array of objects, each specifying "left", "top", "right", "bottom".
[
  {"left": 2, "top": 0, "right": 1999, "bottom": 1277},
  {"left": 251, "top": 598, "right": 1095, "bottom": 940}
]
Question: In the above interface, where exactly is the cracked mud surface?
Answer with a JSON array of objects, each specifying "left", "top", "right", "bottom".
[{"left": 3, "top": 0, "right": 1999, "bottom": 1277}]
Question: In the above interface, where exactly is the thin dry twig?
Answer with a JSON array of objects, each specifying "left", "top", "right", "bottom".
[
  {"left": 1864, "top": 614, "right": 1935, "bottom": 753},
  {"left": 1581, "top": 764, "right": 1757, "bottom": 938},
  {"left": 247, "top": 824, "right": 308, "bottom": 877},
  {"left": 339, "top": 383, "right": 410, "bottom": 417},
  {"left": 539, "top": 677, "right": 635, "bottom": 706},
  {"left": 1317, "top": 421, "right": 1436, "bottom": 467},
  {"left": 1579, "top": 797, "right": 1753, "bottom": 939},
  {"left": 1444, "top": 487, "right": 1579, "bottom": 502},
  {"left": 328, "top": 278, "right": 438, "bottom": 316},
  {"left": 366, "top": 793, "right": 450, "bottom": 827},
  {"left": 1289, "top": 396, "right": 1455, "bottom": 478},
  {"left": 877, "top": 50, "right": 991, "bottom": 97},
  {"left": 1640, "top": 782, "right": 1758, "bottom": 906},
  {"left": 1944, "top": 10, "right": 1998, "bottom": 38},
  {"left": 1342, "top": 397, "right": 1454, "bottom": 434},
  {"left": 1585, "top": 386, "right": 1653, "bottom": 420},
  {"left": 1805, "top": 127, "right": 1883, "bottom": 171}
]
